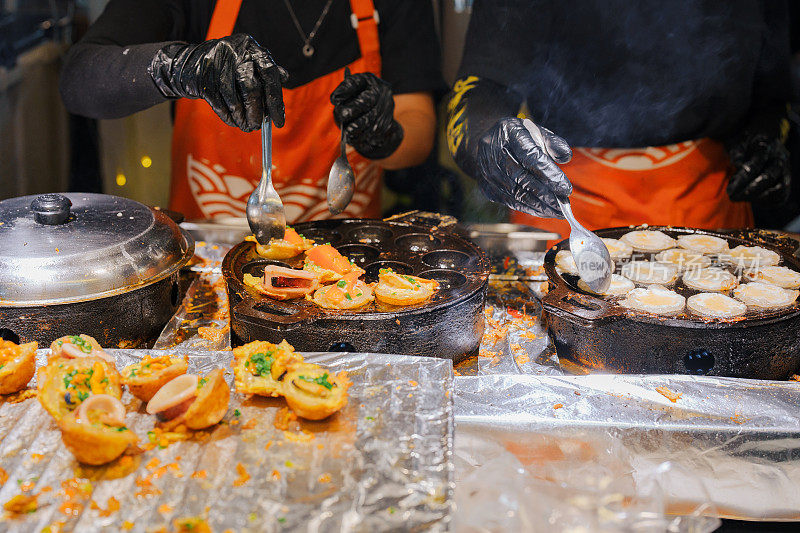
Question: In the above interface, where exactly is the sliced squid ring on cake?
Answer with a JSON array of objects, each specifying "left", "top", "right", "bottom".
[
  {"left": 50, "top": 334, "right": 115, "bottom": 364},
  {"left": 244, "top": 265, "right": 320, "bottom": 300}
]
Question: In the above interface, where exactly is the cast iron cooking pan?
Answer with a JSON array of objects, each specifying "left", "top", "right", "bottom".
[
  {"left": 223, "top": 218, "right": 490, "bottom": 362},
  {"left": 542, "top": 226, "right": 800, "bottom": 380}
]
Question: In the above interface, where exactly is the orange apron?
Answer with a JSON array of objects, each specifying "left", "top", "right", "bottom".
[
  {"left": 512, "top": 138, "right": 754, "bottom": 238},
  {"left": 169, "top": 0, "right": 383, "bottom": 222}
]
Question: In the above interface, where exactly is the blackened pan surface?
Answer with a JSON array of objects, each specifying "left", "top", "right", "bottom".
[
  {"left": 224, "top": 219, "right": 489, "bottom": 361},
  {"left": 542, "top": 226, "right": 800, "bottom": 379}
]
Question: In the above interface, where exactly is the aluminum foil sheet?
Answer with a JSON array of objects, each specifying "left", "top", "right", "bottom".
[
  {"left": 0, "top": 350, "right": 453, "bottom": 532},
  {"left": 153, "top": 240, "right": 231, "bottom": 352},
  {"left": 153, "top": 273, "right": 230, "bottom": 352}
]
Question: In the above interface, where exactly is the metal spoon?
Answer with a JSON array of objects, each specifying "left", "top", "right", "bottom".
[
  {"left": 555, "top": 195, "right": 613, "bottom": 293},
  {"left": 246, "top": 116, "right": 285, "bottom": 244},
  {"left": 522, "top": 119, "right": 612, "bottom": 293},
  {"left": 327, "top": 67, "right": 356, "bottom": 215}
]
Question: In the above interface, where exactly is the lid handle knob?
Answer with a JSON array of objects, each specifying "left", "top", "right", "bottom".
[{"left": 31, "top": 194, "right": 72, "bottom": 225}]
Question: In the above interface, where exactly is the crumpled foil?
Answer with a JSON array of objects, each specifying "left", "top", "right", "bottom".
[
  {"left": 452, "top": 251, "right": 800, "bottom": 529},
  {"left": 0, "top": 350, "right": 453, "bottom": 532}
]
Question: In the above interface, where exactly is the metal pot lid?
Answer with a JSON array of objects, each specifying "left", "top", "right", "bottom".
[{"left": 0, "top": 193, "right": 194, "bottom": 306}]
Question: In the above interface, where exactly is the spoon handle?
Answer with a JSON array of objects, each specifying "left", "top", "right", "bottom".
[
  {"left": 259, "top": 116, "right": 272, "bottom": 200},
  {"left": 556, "top": 195, "right": 583, "bottom": 233}
]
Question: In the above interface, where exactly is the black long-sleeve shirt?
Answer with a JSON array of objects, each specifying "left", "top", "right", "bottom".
[
  {"left": 457, "top": 0, "right": 791, "bottom": 148},
  {"left": 61, "top": 0, "right": 443, "bottom": 119}
]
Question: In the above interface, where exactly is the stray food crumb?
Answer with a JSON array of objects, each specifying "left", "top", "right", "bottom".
[
  {"left": 191, "top": 470, "right": 207, "bottom": 480},
  {"left": 553, "top": 403, "right": 563, "bottom": 409},
  {"left": 233, "top": 463, "right": 250, "bottom": 487},
  {"left": 318, "top": 473, "right": 331, "bottom": 483},
  {"left": 122, "top": 521, "right": 134, "bottom": 530},
  {"left": 158, "top": 503, "right": 173, "bottom": 514},
  {"left": 656, "top": 386, "right": 682, "bottom": 403}
]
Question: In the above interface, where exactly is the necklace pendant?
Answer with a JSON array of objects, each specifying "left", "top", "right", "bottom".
[{"left": 302, "top": 43, "right": 314, "bottom": 58}]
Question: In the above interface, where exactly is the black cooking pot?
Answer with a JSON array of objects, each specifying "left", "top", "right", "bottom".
[
  {"left": 0, "top": 193, "right": 194, "bottom": 347},
  {"left": 223, "top": 218, "right": 489, "bottom": 362},
  {"left": 542, "top": 226, "right": 800, "bottom": 380}
]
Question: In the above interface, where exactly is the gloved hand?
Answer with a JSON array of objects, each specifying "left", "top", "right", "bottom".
[
  {"left": 148, "top": 34, "right": 288, "bottom": 132},
  {"left": 475, "top": 117, "right": 573, "bottom": 218},
  {"left": 727, "top": 133, "right": 791, "bottom": 205},
  {"left": 331, "top": 71, "right": 403, "bottom": 160}
]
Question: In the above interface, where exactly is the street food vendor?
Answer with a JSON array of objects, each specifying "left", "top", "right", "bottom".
[
  {"left": 59, "top": 0, "right": 441, "bottom": 222},
  {"left": 447, "top": 0, "right": 792, "bottom": 235}
]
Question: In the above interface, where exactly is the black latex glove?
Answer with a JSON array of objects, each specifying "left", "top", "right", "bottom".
[
  {"left": 330, "top": 72, "right": 403, "bottom": 160},
  {"left": 727, "top": 133, "right": 791, "bottom": 205},
  {"left": 148, "top": 34, "right": 288, "bottom": 132},
  {"left": 475, "top": 117, "right": 573, "bottom": 218}
]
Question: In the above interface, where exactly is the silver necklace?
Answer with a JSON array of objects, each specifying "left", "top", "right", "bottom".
[{"left": 282, "top": 0, "right": 335, "bottom": 58}]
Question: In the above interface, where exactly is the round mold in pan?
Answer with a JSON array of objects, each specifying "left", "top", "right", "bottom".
[{"left": 222, "top": 218, "right": 490, "bottom": 361}]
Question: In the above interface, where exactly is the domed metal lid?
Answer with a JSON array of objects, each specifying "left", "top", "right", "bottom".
[{"left": 0, "top": 193, "right": 194, "bottom": 306}]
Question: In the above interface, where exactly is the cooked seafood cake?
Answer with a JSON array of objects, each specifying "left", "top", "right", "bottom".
[
  {"left": 311, "top": 272, "right": 374, "bottom": 309},
  {"left": 122, "top": 354, "right": 188, "bottom": 402},
  {"left": 50, "top": 334, "right": 115, "bottom": 364},
  {"left": 58, "top": 394, "right": 136, "bottom": 465},
  {"left": 720, "top": 245, "right": 780, "bottom": 269},
  {"left": 620, "top": 285, "right": 685, "bottom": 315},
  {"left": 0, "top": 339, "right": 37, "bottom": 395},
  {"left": 283, "top": 363, "right": 350, "bottom": 420},
  {"left": 733, "top": 282, "right": 799, "bottom": 310},
  {"left": 621, "top": 261, "right": 678, "bottom": 285},
  {"left": 682, "top": 267, "right": 738, "bottom": 292},
  {"left": 38, "top": 357, "right": 122, "bottom": 420},
  {"left": 676, "top": 234, "right": 728, "bottom": 254},
  {"left": 687, "top": 293, "right": 747, "bottom": 319},
  {"left": 246, "top": 227, "right": 314, "bottom": 260},
  {"left": 655, "top": 248, "right": 711, "bottom": 272},
  {"left": 373, "top": 269, "right": 438, "bottom": 306},
  {"left": 233, "top": 340, "right": 303, "bottom": 397},
  {"left": 601, "top": 238, "right": 633, "bottom": 261},
  {"left": 620, "top": 230, "right": 676, "bottom": 252},
  {"left": 744, "top": 266, "right": 800, "bottom": 290},
  {"left": 578, "top": 274, "right": 634, "bottom": 296}
]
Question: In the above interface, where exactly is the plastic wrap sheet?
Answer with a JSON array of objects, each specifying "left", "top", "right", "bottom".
[{"left": 0, "top": 350, "right": 453, "bottom": 532}]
